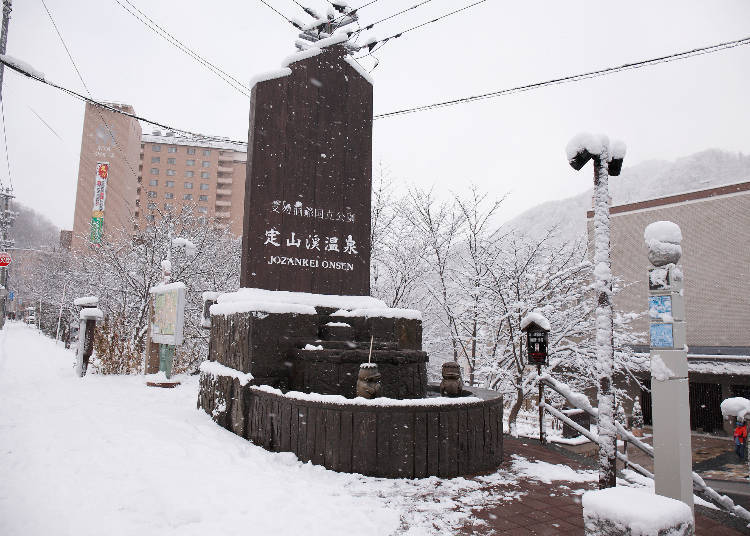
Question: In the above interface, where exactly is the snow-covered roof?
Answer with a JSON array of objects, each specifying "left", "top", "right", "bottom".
[
  {"left": 141, "top": 133, "right": 246, "bottom": 153},
  {"left": 80, "top": 307, "right": 104, "bottom": 321},
  {"left": 520, "top": 312, "right": 550, "bottom": 331},
  {"left": 73, "top": 296, "right": 98, "bottom": 307}
]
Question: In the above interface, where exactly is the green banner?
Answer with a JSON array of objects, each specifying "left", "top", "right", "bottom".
[{"left": 90, "top": 216, "right": 104, "bottom": 244}]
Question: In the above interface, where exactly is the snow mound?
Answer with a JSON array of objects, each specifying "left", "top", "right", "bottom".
[
  {"left": 644, "top": 221, "right": 682, "bottom": 244},
  {"left": 79, "top": 307, "right": 103, "bottom": 321},
  {"left": 73, "top": 296, "right": 98, "bottom": 307},
  {"left": 720, "top": 397, "right": 750, "bottom": 420},
  {"left": 331, "top": 307, "right": 422, "bottom": 320},
  {"left": 565, "top": 132, "right": 608, "bottom": 160},
  {"left": 218, "top": 288, "right": 386, "bottom": 311},
  {"left": 511, "top": 455, "right": 597, "bottom": 484},
  {"left": 199, "top": 360, "right": 254, "bottom": 386},
  {"left": 520, "top": 311, "right": 550, "bottom": 331},
  {"left": 582, "top": 487, "right": 693, "bottom": 535},
  {"left": 210, "top": 300, "right": 317, "bottom": 317},
  {"left": 650, "top": 354, "right": 674, "bottom": 382}
]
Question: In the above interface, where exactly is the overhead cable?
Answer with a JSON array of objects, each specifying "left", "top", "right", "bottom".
[
  {"left": 113, "top": 0, "right": 252, "bottom": 97},
  {"left": 373, "top": 35, "right": 750, "bottom": 119}
]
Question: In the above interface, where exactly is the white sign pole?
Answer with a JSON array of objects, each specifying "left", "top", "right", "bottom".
[{"left": 645, "top": 221, "right": 693, "bottom": 512}]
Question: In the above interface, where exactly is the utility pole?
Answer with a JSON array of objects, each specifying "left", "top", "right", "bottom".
[{"left": 0, "top": 1, "right": 14, "bottom": 330}]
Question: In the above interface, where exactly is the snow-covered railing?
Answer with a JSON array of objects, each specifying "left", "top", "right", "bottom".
[{"left": 539, "top": 374, "right": 750, "bottom": 523}]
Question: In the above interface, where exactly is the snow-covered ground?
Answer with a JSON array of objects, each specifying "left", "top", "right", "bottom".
[{"left": 0, "top": 322, "right": 599, "bottom": 536}]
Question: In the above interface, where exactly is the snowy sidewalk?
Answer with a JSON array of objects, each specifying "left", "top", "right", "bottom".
[{"left": 0, "top": 323, "right": 744, "bottom": 535}]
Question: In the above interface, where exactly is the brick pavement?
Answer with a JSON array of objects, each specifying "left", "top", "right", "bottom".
[{"left": 456, "top": 436, "right": 746, "bottom": 535}]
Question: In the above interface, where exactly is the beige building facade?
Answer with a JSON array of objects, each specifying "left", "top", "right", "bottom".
[
  {"left": 137, "top": 132, "right": 247, "bottom": 236},
  {"left": 71, "top": 102, "right": 142, "bottom": 250},
  {"left": 587, "top": 182, "right": 750, "bottom": 434}
]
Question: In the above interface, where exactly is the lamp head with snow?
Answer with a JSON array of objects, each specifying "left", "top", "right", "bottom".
[{"left": 566, "top": 134, "right": 626, "bottom": 175}]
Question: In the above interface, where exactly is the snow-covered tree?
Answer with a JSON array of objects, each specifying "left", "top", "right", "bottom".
[{"left": 631, "top": 398, "right": 644, "bottom": 429}]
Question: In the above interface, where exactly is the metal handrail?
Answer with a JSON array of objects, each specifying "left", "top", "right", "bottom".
[{"left": 539, "top": 376, "right": 750, "bottom": 523}]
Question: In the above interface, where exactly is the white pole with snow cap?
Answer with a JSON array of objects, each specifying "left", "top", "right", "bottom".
[
  {"left": 566, "top": 133, "right": 625, "bottom": 490},
  {"left": 645, "top": 220, "right": 693, "bottom": 512}
]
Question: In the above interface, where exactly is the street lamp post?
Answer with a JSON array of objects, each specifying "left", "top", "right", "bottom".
[{"left": 566, "top": 133, "right": 626, "bottom": 489}]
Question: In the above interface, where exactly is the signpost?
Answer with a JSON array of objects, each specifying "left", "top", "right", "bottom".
[{"left": 645, "top": 220, "right": 693, "bottom": 512}]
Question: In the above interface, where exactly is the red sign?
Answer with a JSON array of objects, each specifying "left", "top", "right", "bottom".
[
  {"left": 0, "top": 252, "right": 11, "bottom": 267},
  {"left": 98, "top": 163, "right": 109, "bottom": 179}
]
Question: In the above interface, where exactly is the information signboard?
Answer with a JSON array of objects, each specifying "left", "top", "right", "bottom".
[
  {"left": 150, "top": 282, "right": 186, "bottom": 345},
  {"left": 648, "top": 295, "right": 672, "bottom": 321},
  {"left": 650, "top": 323, "right": 674, "bottom": 348}
]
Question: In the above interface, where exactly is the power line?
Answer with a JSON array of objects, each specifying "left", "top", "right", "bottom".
[
  {"left": 28, "top": 105, "right": 63, "bottom": 142},
  {"left": 373, "top": 35, "right": 750, "bottom": 119},
  {"left": 1, "top": 60, "right": 246, "bottom": 145},
  {"left": 113, "top": 0, "right": 252, "bottom": 97},
  {"left": 356, "top": 0, "right": 433, "bottom": 34},
  {"left": 357, "top": 0, "right": 488, "bottom": 55},
  {"left": 40, "top": 0, "right": 141, "bottom": 188},
  {"left": 257, "top": 0, "right": 301, "bottom": 30}
]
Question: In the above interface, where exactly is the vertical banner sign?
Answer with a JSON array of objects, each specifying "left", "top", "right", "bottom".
[{"left": 90, "top": 162, "right": 109, "bottom": 244}]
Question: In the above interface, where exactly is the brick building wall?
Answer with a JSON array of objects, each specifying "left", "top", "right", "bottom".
[{"left": 587, "top": 183, "right": 750, "bottom": 353}]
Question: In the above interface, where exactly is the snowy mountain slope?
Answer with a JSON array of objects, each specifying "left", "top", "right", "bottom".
[{"left": 504, "top": 149, "right": 750, "bottom": 243}]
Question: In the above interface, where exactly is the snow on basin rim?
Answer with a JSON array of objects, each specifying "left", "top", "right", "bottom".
[
  {"left": 217, "top": 288, "right": 387, "bottom": 311},
  {"left": 332, "top": 307, "right": 422, "bottom": 320},
  {"left": 254, "top": 385, "right": 483, "bottom": 407},
  {"left": 73, "top": 296, "right": 98, "bottom": 306},
  {"left": 149, "top": 281, "right": 186, "bottom": 294},
  {"left": 582, "top": 487, "right": 692, "bottom": 534},
  {"left": 644, "top": 220, "right": 682, "bottom": 244},
  {"left": 520, "top": 311, "right": 550, "bottom": 331},
  {"left": 720, "top": 396, "right": 750, "bottom": 420}
]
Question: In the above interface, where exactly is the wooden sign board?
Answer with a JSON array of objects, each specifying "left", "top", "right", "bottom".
[{"left": 241, "top": 48, "right": 373, "bottom": 296}]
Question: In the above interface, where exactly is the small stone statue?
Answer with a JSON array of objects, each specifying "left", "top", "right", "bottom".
[
  {"left": 440, "top": 361, "right": 463, "bottom": 397},
  {"left": 356, "top": 363, "right": 382, "bottom": 399}
]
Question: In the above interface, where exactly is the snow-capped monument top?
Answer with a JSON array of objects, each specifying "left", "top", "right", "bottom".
[{"left": 241, "top": 42, "right": 373, "bottom": 296}]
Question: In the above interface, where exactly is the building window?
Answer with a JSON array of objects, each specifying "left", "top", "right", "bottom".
[
  {"left": 166, "top": 180, "right": 175, "bottom": 187},
  {"left": 146, "top": 214, "right": 155, "bottom": 222},
  {"left": 186, "top": 159, "right": 195, "bottom": 166},
  {"left": 197, "top": 206, "right": 208, "bottom": 214},
  {"left": 168, "top": 158, "right": 176, "bottom": 165},
  {"left": 183, "top": 194, "right": 193, "bottom": 200},
  {"left": 185, "top": 171, "right": 194, "bottom": 178},
  {"left": 152, "top": 145, "right": 161, "bottom": 152},
  {"left": 149, "top": 179, "right": 158, "bottom": 186},
  {"left": 164, "top": 203, "right": 173, "bottom": 210},
  {"left": 168, "top": 146, "right": 177, "bottom": 153},
  {"left": 166, "top": 169, "right": 176, "bottom": 176},
  {"left": 150, "top": 168, "right": 159, "bottom": 175},
  {"left": 201, "top": 172, "right": 210, "bottom": 179},
  {"left": 200, "top": 183, "right": 209, "bottom": 190},
  {"left": 202, "top": 149, "right": 211, "bottom": 156},
  {"left": 202, "top": 161, "right": 210, "bottom": 168},
  {"left": 147, "top": 191, "right": 157, "bottom": 198},
  {"left": 147, "top": 202, "right": 157, "bottom": 209},
  {"left": 184, "top": 182, "right": 193, "bottom": 189},
  {"left": 199, "top": 195, "right": 208, "bottom": 201},
  {"left": 151, "top": 156, "right": 160, "bottom": 163},
  {"left": 165, "top": 192, "right": 174, "bottom": 199},
  {"left": 187, "top": 147, "right": 196, "bottom": 155}
]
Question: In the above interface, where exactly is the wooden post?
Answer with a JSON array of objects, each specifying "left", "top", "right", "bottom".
[{"left": 538, "top": 364, "right": 546, "bottom": 445}]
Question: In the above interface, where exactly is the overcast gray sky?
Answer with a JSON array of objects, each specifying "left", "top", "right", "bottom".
[{"left": 3, "top": 0, "right": 749, "bottom": 229}]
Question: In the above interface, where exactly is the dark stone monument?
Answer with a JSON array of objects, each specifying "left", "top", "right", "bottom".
[
  {"left": 241, "top": 45, "right": 372, "bottom": 296},
  {"left": 198, "top": 42, "right": 503, "bottom": 479}
]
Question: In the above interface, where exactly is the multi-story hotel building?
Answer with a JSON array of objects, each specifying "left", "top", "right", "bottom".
[
  {"left": 137, "top": 131, "right": 247, "bottom": 236},
  {"left": 71, "top": 103, "right": 247, "bottom": 248}
]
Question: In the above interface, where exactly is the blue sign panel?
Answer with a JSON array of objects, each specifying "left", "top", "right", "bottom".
[
  {"left": 648, "top": 295, "right": 672, "bottom": 321},
  {"left": 8, "top": 290, "right": 14, "bottom": 301},
  {"left": 650, "top": 323, "right": 674, "bottom": 348}
]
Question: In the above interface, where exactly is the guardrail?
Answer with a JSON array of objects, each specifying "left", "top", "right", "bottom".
[{"left": 539, "top": 374, "right": 750, "bottom": 523}]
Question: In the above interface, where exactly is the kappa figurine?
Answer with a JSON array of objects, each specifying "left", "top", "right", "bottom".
[
  {"left": 356, "top": 363, "right": 382, "bottom": 399},
  {"left": 440, "top": 361, "right": 463, "bottom": 397}
]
